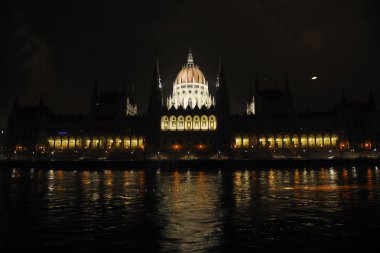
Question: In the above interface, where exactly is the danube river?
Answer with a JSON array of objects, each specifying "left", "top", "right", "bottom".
[{"left": 1, "top": 167, "right": 380, "bottom": 252}]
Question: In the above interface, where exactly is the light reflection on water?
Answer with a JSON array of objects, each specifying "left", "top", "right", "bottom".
[{"left": 1, "top": 167, "right": 380, "bottom": 252}]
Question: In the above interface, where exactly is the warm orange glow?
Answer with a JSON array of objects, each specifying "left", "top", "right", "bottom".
[
  {"left": 172, "top": 144, "right": 181, "bottom": 151},
  {"left": 339, "top": 141, "right": 349, "bottom": 150},
  {"left": 197, "top": 144, "right": 205, "bottom": 149}
]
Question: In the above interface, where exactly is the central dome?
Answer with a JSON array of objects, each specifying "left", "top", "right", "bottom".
[
  {"left": 175, "top": 66, "right": 206, "bottom": 85},
  {"left": 167, "top": 48, "right": 214, "bottom": 110},
  {"left": 174, "top": 49, "right": 206, "bottom": 85}
]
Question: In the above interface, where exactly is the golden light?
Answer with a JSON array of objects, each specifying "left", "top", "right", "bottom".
[{"left": 172, "top": 144, "right": 181, "bottom": 151}]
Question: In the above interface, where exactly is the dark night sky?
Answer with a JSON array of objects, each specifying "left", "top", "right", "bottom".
[{"left": 1, "top": 0, "right": 380, "bottom": 127}]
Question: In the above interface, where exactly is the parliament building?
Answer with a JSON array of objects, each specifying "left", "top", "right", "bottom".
[{"left": 5, "top": 49, "right": 380, "bottom": 160}]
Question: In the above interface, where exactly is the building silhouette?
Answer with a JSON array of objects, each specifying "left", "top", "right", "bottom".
[{"left": 5, "top": 49, "right": 380, "bottom": 159}]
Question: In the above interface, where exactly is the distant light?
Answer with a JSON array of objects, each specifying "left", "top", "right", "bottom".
[
  {"left": 1, "top": 130, "right": 3, "bottom": 134},
  {"left": 58, "top": 131, "right": 67, "bottom": 135},
  {"left": 311, "top": 76, "right": 318, "bottom": 80}
]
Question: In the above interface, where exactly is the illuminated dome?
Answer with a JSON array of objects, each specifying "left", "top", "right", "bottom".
[
  {"left": 175, "top": 65, "right": 206, "bottom": 85},
  {"left": 167, "top": 49, "right": 214, "bottom": 110}
]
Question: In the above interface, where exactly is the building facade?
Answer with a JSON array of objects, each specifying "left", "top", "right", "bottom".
[{"left": 5, "top": 49, "right": 380, "bottom": 160}]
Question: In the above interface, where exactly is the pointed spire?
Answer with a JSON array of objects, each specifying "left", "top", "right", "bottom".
[
  {"left": 147, "top": 55, "right": 163, "bottom": 115},
  {"left": 216, "top": 53, "right": 223, "bottom": 88},
  {"left": 187, "top": 45, "right": 194, "bottom": 66},
  {"left": 155, "top": 56, "right": 162, "bottom": 89},
  {"left": 131, "top": 83, "right": 136, "bottom": 104},
  {"left": 248, "top": 81, "right": 253, "bottom": 103}
]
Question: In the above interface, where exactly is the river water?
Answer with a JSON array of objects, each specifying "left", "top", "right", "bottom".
[{"left": 1, "top": 167, "right": 380, "bottom": 252}]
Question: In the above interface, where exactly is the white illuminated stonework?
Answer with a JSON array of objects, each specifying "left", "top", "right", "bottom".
[
  {"left": 246, "top": 96, "right": 255, "bottom": 115},
  {"left": 166, "top": 49, "right": 215, "bottom": 110},
  {"left": 161, "top": 115, "right": 217, "bottom": 131},
  {"left": 126, "top": 98, "right": 138, "bottom": 116}
]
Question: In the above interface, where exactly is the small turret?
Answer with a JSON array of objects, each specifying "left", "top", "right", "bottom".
[{"left": 246, "top": 78, "right": 255, "bottom": 115}]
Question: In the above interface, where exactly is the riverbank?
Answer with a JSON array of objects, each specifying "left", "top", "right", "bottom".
[{"left": 1, "top": 158, "right": 379, "bottom": 169}]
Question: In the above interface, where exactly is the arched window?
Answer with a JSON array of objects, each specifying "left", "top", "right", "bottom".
[
  {"left": 69, "top": 137, "right": 75, "bottom": 149},
  {"left": 138, "top": 137, "right": 144, "bottom": 148},
  {"left": 267, "top": 135, "right": 274, "bottom": 148},
  {"left": 209, "top": 115, "right": 217, "bottom": 130},
  {"left": 170, "top": 116, "right": 177, "bottom": 131},
  {"left": 131, "top": 137, "right": 138, "bottom": 149},
  {"left": 48, "top": 137, "right": 54, "bottom": 149},
  {"left": 283, "top": 135, "right": 290, "bottom": 148},
  {"left": 92, "top": 137, "right": 99, "bottom": 149},
  {"left": 243, "top": 135, "right": 249, "bottom": 148},
  {"left": 331, "top": 134, "right": 338, "bottom": 146},
  {"left": 308, "top": 134, "right": 315, "bottom": 147},
  {"left": 76, "top": 137, "right": 82, "bottom": 149},
  {"left": 54, "top": 137, "right": 62, "bottom": 149},
  {"left": 193, "top": 115, "right": 200, "bottom": 130},
  {"left": 62, "top": 137, "right": 68, "bottom": 149},
  {"left": 99, "top": 137, "right": 106, "bottom": 149},
  {"left": 201, "top": 115, "right": 208, "bottom": 130},
  {"left": 323, "top": 134, "right": 331, "bottom": 147},
  {"left": 123, "top": 136, "right": 131, "bottom": 148},
  {"left": 115, "top": 137, "right": 121, "bottom": 149},
  {"left": 301, "top": 134, "right": 307, "bottom": 147},
  {"left": 316, "top": 134, "right": 323, "bottom": 147},
  {"left": 259, "top": 135, "right": 266, "bottom": 148},
  {"left": 107, "top": 137, "right": 114, "bottom": 149},
  {"left": 83, "top": 137, "right": 89, "bottom": 149},
  {"left": 177, "top": 116, "right": 184, "bottom": 130},
  {"left": 235, "top": 135, "right": 242, "bottom": 148},
  {"left": 185, "top": 115, "right": 192, "bottom": 130},
  {"left": 292, "top": 135, "right": 299, "bottom": 147},
  {"left": 161, "top": 116, "right": 169, "bottom": 131},
  {"left": 276, "top": 135, "right": 283, "bottom": 148}
]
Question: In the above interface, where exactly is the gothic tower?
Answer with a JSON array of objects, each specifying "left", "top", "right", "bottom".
[
  {"left": 215, "top": 54, "right": 231, "bottom": 149},
  {"left": 146, "top": 57, "right": 163, "bottom": 149}
]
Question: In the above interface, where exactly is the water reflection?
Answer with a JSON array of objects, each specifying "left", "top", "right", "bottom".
[{"left": 0, "top": 167, "right": 380, "bottom": 252}]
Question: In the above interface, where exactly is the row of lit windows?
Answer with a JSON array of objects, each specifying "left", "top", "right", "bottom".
[
  {"left": 235, "top": 134, "right": 339, "bottom": 148},
  {"left": 161, "top": 115, "right": 217, "bottom": 131},
  {"left": 177, "top": 90, "right": 204, "bottom": 95},
  {"left": 47, "top": 136, "right": 144, "bottom": 150},
  {"left": 177, "top": 84, "right": 204, "bottom": 89}
]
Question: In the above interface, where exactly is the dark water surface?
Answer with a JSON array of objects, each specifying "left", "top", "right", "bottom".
[{"left": 1, "top": 167, "right": 380, "bottom": 252}]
